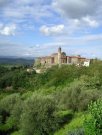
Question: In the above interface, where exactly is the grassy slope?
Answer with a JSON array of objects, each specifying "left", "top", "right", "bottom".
[{"left": 54, "top": 113, "right": 85, "bottom": 135}]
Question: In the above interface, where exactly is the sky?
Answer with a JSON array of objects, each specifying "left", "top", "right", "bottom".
[{"left": 0, "top": 0, "right": 102, "bottom": 59}]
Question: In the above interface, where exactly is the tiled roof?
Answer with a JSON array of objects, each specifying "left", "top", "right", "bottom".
[{"left": 67, "top": 56, "right": 86, "bottom": 59}]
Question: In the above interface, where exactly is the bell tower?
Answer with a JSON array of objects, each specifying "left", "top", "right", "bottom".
[{"left": 58, "top": 47, "right": 61, "bottom": 67}]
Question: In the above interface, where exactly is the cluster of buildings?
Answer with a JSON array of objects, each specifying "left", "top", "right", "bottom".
[{"left": 35, "top": 47, "right": 90, "bottom": 68}]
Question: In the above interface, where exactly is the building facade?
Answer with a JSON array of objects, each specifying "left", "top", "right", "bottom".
[{"left": 35, "top": 47, "right": 90, "bottom": 67}]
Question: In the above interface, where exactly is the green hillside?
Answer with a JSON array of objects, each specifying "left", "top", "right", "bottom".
[{"left": 0, "top": 60, "right": 102, "bottom": 135}]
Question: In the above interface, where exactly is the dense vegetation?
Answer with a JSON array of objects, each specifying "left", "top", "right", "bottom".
[{"left": 0, "top": 60, "right": 102, "bottom": 135}]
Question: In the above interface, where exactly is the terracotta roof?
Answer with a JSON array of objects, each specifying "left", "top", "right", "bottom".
[
  {"left": 79, "top": 57, "right": 86, "bottom": 59},
  {"left": 67, "top": 56, "right": 86, "bottom": 59}
]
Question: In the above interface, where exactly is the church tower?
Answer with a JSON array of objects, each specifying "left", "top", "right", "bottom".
[{"left": 58, "top": 47, "right": 62, "bottom": 67}]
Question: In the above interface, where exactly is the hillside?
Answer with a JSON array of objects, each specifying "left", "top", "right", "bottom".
[
  {"left": 0, "top": 57, "right": 34, "bottom": 66},
  {"left": 0, "top": 60, "right": 102, "bottom": 135}
]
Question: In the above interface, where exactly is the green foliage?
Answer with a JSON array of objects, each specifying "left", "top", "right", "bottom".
[
  {"left": 0, "top": 61, "right": 102, "bottom": 135},
  {"left": 0, "top": 72, "right": 13, "bottom": 88},
  {"left": 0, "top": 94, "right": 23, "bottom": 133},
  {"left": 57, "top": 110, "right": 73, "bottom": 128},
  {"left": 11, "top": 131, "right": 22, "bottom": 135},
  {"left": 56, "top": 76, "right": 102, "bottom": 111},
  {"left": 12, "top": 71, "right": 29, "bottom": 89},
  {"left": 0, "top": 66, "right": 9, "bottom": 77},
  {"left": 20, "top": 95, "right": 58, "bottom": 135},
  {"left": 1, "top": 61, "right": 102, "bottom": 91},
  {"left": 84, "top": 100, "right": 102, "bottom": 135},
  {"left": 45, "top": 65, "right": 81, "bottom": 87},
  {"left": 0, "top": 93, "right": 21, "bottom": 112},
  {"left": 54, "top": 113, "right": 85, "bottom": 135},
  {"left": 68, "top": 128, "right": 84, "bottom": 135}
]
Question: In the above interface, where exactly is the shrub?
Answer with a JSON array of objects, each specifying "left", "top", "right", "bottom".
[
  {"left": 20, "top": 95, "right": 58, "bottom": 135},
  {"left": 84, "top": 100, "right": 102, "bottom": 135},
  {"left": 0, "top": 94, "right": 23, "bottom": 133},
  {"left": 56, "top": 77, "right": 102, "bottom": 111}
]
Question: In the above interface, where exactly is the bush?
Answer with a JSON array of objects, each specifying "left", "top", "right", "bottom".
[
  {"left": 0, "top": 94, "right": 23, "bottom": 133},
  {"left": 56, "top": 77, "right": 102, "bottom": 111},
  {"left": 12, "top": 71, "right": 29, "bottom": 89},
  {"left": 20, "top": 95, "right": 58, "bottom": 135},
  {"left": 84, "top": 100, "right": 102, "bottom": 135}
]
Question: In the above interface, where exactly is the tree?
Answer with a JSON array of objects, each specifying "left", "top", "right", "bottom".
[
  {"left": 0, "top": 94, "right": 22, "bottom": 133},
  {"left": 56, "top": 77, "right": 101, "bottom": 111},
  {"left": 20, "top": 95, "right": 58, "bottom": 135}
]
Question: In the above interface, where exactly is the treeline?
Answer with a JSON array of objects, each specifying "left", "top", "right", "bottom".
[
  {"left": 0, "top": 65, "right": 35, "bottom": 90},
  {"left": 0, "top": 61, "right": 102, "bottom": 135},
  {"left": 1, "top": 61, "right": 102, "bottom": 91}
]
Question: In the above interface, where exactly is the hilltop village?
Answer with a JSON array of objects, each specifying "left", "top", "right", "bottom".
[{"left": 34, "top": 47, "right": 90, "bottom": 69}]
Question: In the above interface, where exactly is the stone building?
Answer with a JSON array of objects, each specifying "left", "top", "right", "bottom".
[{"left": 35, "top": 47, "right": 90, "bottom": 67}]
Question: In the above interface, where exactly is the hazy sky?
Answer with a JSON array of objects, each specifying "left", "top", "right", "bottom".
[{"left": 0, "top": 0, "right": 102, "bottom": 58}]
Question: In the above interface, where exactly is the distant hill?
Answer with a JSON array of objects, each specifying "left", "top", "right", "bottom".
[{"left": 0, "top": 57, "right": 34, "bottom": 66}]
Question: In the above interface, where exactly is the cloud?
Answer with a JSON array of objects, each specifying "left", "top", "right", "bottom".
[
  {"left": 0, "top": 42, "right": 31, "bottom": 57},
  {"left": 1, "top": 0, "right": 52, "bottom": 21},
  {"left": 53, "top": 0, "right": 101, "bottom": 19},
  {"left": 52, "top": 0, "right": 101, "bottom": 31},
  {"left": 54, "top": 33, "right": 102, "bottom": 45},
  {"left": 0, "top": 24, "right": 16, "bottom": 36},
  {"left": 40, "top": 24, "right": 64, "bottom": 36},
  {"left": 0, "top": 0, "right": 102, "bottom": 59},
  {"left": 82, "top": 16, "right": 99, "bottom": 27},
  {"left": 0, "top": 0, "right": 11, "bottom": 7},
  {"left": 0, "top": 32, "right": 102, "bottom": 58}
]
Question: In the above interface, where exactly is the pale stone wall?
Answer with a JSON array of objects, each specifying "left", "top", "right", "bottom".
[
  {"left": 40, "top": 57, "right": 56, "bottom": 66},
  {"left": 67, "top": 57, "right": 71, "bottom": 64},
  {"left": 58, "top": 47, "right": 61, "bottom": 67},
  {"left": 79, "top": 58, "right": 85, "bottom": 63},
  {"left": 61, "top": 58, "right": 67, "bottom": 64},
  {"left": 71, "top": 57, "right": 79, "bottom": 64},
  {"left": 41, "top": 58, "right": 46, "bottom": 65},
  {"left": 54, "top": 55, "right": 58, "bottom": 64}
]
